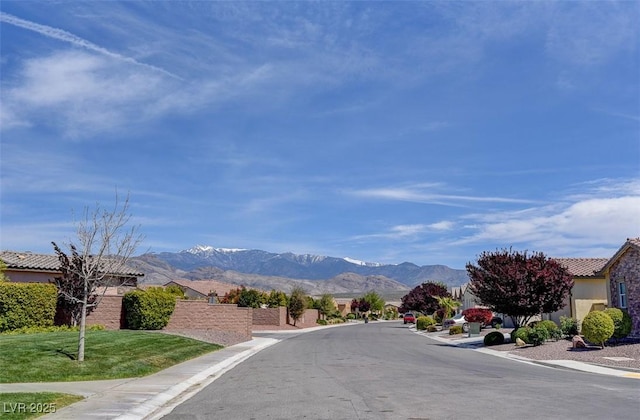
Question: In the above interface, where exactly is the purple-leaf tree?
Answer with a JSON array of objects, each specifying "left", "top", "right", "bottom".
[
  {"left": 400, "top": 281, "right": 450, "bottom": 314},
  {"left": 466, "top": 248, "right": 574, "bottom": 328}
]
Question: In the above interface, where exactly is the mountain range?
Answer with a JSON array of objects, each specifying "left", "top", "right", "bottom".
[{"left": 130, "top": 245, "right": 469, "bottom": 295}]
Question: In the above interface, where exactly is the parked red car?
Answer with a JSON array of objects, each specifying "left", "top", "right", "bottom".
[{"left": 403, "top": 312, "right": 416, "bottom": 324}]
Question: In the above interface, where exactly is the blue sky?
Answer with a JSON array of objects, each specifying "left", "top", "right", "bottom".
[{"left": 1, "top": 1, "right": 638, "bottom": 269}]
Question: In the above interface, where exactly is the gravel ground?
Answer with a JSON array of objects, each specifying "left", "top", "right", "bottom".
[{"left": 441, "top": 329, "right": 640, "bottom": 370}]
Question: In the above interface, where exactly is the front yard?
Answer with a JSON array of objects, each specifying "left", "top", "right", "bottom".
[{"left": 0, "top": 330, "right": 221, "bottom": 383}]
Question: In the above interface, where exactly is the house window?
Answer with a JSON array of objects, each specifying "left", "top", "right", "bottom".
[{"left": 618, "top": 282, "right": 627, "bottom": 309}]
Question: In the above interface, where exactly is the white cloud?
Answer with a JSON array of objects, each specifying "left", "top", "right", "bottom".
[
  {"left": 0, "top": 11, "right": 180, "bottom": 79},
  {"left": 3, "top": 51, "right": 167, "bottom": 138},
  {"left": 457, "top": 193, "right": 640, "bottom": 255},
  {"left": 350, "top": 184, "right": 535, "bottom": 206}
]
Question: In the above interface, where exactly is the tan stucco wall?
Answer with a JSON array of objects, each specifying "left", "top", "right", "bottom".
[
  {"left": 4, "top": 270, "right": 56, "bottom": 283},
  {"left": 571, "top": 277, "right": 608, "bottom": 322}
]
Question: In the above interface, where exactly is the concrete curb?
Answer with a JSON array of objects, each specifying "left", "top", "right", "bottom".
[
  {"left": 136, "top": 337, "right": 280, "bottom": 420},
  {"left": 411, "top": 326, "right": 640, "bottom": 379}
]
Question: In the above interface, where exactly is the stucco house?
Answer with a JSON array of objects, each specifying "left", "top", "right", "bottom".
[
  {"left": 604, "top": 238, "right": 640, "bottom": 337},
  {"left": 0, "top": 250, "right": 143, "bottom": 293},
  {"left": 163, "top": 278, "right": 245, "bottom": 300},
  {"left": 549, "top": 258, "right": 609, "bottom": 325}
]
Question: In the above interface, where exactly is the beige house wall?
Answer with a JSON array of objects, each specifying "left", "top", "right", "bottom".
[{"left": 4, "top": 270, "right": 55, "bottom": 283}]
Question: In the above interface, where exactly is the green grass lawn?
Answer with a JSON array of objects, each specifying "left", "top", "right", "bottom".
[
  {"left": 0, "top": 393, "right": 83, "bottom": 419},
  {"left": 0, "top": 330, "right": 222, "bottom": 383}
]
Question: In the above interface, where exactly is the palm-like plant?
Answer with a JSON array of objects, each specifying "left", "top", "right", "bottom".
[{"left": 436, "top": 296, "right": 461, "bottom": 324}]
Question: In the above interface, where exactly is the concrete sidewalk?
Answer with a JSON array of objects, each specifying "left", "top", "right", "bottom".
[{"left": 1, "top": 337, "right": 280, "bottom": 419}]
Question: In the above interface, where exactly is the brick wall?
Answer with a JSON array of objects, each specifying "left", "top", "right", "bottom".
[
  {"left": 85, "top": 296, "right": 253, "bottom": 341},
  {"left": 164, "top": 301, "right": 252, "bottom": 340},
  {"left": 609, "top": 246, "right": 640, "bottom": 336},
  {"left": 288, "top": 308, "right": 319, "bottom": 328},
  {"left": 253, "top": 307, "right": 287, "bottom": 326}
]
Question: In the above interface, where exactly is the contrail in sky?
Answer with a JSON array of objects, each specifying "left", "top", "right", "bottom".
[{"left": 0, "top": 11, "right": 182, "bottom": 80}]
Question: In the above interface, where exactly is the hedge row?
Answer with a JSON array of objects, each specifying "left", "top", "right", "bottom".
[
  {"left": 0, "top": 283, "right": 58, "bottom": 332},
  {"left": 123, "top": 287, "right": 177, "bottom": 330}
]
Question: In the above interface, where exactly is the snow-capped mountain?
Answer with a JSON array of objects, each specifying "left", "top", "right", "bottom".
[{"left": 136, "top": 245, "right": 468, "bottom": 287}]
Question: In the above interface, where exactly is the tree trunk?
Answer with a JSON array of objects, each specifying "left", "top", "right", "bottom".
[{"left": 78, "top": 282, "right": 88, "bottom": 362}]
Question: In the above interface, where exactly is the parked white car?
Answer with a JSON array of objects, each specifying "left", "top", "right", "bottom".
[{"left": 443, "top": 313, "right": 468, "bottom": 330}]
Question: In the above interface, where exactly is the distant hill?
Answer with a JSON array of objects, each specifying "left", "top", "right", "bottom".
[{"left": 129, "top": 245, "right": 468, "bottom": 295}]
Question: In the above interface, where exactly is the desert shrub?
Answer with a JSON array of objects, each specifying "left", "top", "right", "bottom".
[
  {"left": 582, "top": 310, "right": 614, "bottom": 348},
  {"left": 123, "top": 287, "right": 177, "bottom": 330},
  {"left": 511, "top": 327, "right": 530, "bottom": 344},
  {"left": 483, "top": 331, "right": 505, "bottom": 346},
  {"left": 461, "top": 308, "right": 493, "bottom": 325},
  {"left": 603, "top": 308, "right": 632, "bottom": 341},
  {"left": 560, "top": 316, "right": 579, "bottom": 337},
  {"left": 527, "top": 325, "right": 549, "bottom": 346},
  {"left": 416, "top": 315, "right": 436, "bottom": 330},
  {"left": 316, "top": 319, "right": 328, "bottom": 325},
  {"left": 0, "top": 282, "right": 57, "bottom": 332},
  {"left": 426, "top": 325, "right": 438, "bottom": 332},
  {"left": 537, "top": 320, "right": 561, "bottom": 341},
  {"left": 346, "top": 313, "right": 357, "bottom": 320},
  {"left": 449, "top": 325, "right": 464, "bottom": 335}
]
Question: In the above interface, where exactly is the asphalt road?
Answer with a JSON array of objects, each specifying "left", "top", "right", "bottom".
[{"left": 163, "top": 322, "right": 640, "bottom": 419}]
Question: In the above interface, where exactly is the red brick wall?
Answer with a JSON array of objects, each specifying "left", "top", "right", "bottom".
[
  {"left": 165, "top": 301, "right": 252, "bottom": 339},
  {"left": 86, "top": 296, "right": 126, "bottom": 330}
]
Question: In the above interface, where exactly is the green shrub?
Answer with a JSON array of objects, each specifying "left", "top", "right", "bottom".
[
  {"left": 603, "top": 308, "right": 632, "bottom": 341},
  {"left": 165, "top": 284, "right": 186, "bottom": 299},
  {"left": 527, "top": 325, "right": 549, "bottom": 346},
  {"left": 416, "top": 315, "right": 436, "bottom": 330},
  {"left": 560, "top": 316, "right": 579, "bottom": 337},
  {"left": 483, "top": 331, "right": 505, "bottom": 346},
  {"left": 316, "top": 319, "right": 328, "bottom": 325},
  {"left": 0, "top": 324, "right": 106, "bottom": 335},
  {"left": 346, "top": 313, "right": 357, "bottom": 320},
  {"left": 123, "top": 287, "right": 177, "bottom": 330},
  {"left": 0, "top": 282, "right": 57, "bottom": 332},
  {"left": 511, "top": 327, "right": 530, "bottom": 344},
  {"left": 449, "top": 325, "right": 463, "bottom": 335},
  {"left": 537, "top": 320, "right": 561, "bottom": 341},
  {"left": 582, "top": 310, "right": 615, "bottom": 348}
]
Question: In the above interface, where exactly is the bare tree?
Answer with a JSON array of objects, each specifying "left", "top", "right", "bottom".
[{"left": 52, "top": 193, "right": 143, "bottom": 362}]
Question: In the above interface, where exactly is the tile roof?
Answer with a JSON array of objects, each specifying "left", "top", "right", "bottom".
[
  {"left": 0, "top": 251, "right": 144, "bottom": 277},
  {"left": 164, "top": 279, "right": 242, "bottom": 297},
  {"left": 552, "top": 258, "right": 609, "bottom": 277},
  {"left": 600, "top": 237, "right": 640, "bottom": 273}
]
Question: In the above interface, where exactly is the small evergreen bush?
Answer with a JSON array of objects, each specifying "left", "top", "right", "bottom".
[
  {"left": 123, "top": 287, "right": 177, "bottom": 330},
  {"left": 346, "top": 313, "right": 356, "bottom": 320},
  {"left": 560, "top": 316, "right": 579, "bottom": 337},
  {"left": 511, "top": 327, "right": 530, "bottom": 344},
  {"left": 582, "top": 310, "right": 614, "bottom": 348},
  {"left": 426, "top": 325, "right": 438, "bottom": 332},
  {"left": 416, "top": 315, "right": 436, "bottom": 330},
  {"left": 449, "top": 325, "right": 463, "bottom": 335},
  {"left": 316, "top": 319, "right": 328, "bottom": 325},
  {"left": 603, "top": 308, "right": 632, "bottom": 341},
  {"left": 483, "top": 331, "right": 505, "bottom": 346},
  {"left": 527, "top": 325, "right": 549, "bottom": 346},
  {"left": 537, "top": 320, "right": 561, "bottom": 341}
]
